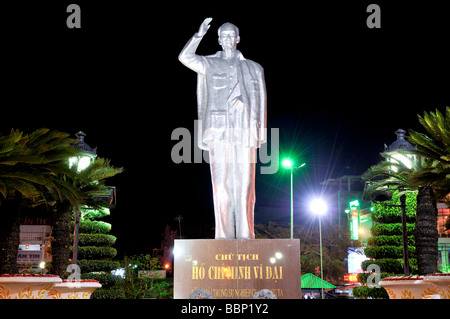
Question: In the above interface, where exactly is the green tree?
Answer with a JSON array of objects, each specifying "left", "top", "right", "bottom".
[
  {"left": 352, "top": 192, "right": 417, "bottom": 299},
  {"left": 75, "top": 207, "right": 122, "bottom": 299},
  {"left": 407, "top": 107, "right": 450, "bottom": 199},
  {"left": 118, "top": 255, "right": 171, "bottom": 299},
  {"left": 407, "top": 107, "right": 450, "bottom": 274},
  {"left": 50, "top": 157, "right": 123, "bottom": 277},
  {"left": 363, "top": 145, "right": 439, "bottom": 275},
  {"left": 0, "top": 129, "right": 82, "bottom": 274}
]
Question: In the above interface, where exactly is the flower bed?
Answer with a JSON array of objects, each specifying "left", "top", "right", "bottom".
[
  {"left": 379, "top": 275, "right": 441, "bottom": 299},
  {"left": 0, "top": 274, "right": 62, "bottom": 299},
  {"left": 47, "top": 279, "right": 102, "bottom": 299}
]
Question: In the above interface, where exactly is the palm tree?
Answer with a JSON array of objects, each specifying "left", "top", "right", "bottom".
[
  {"left": 363, "top": 154, "right": 414, "bottom": 199},
  {"left": 0, "top": 128, "right": 83, "bottom": 274},
  {"left": 407, "top": 107, "right": 450, "bottom": 199},
  {"left": 49, "top": 157, "right": 123, "bottom": 277},
  {"left": 413, "top": 185, "right": 439, "bottom": 274},
  {"left": 407, "top": 107, "right": 450, "bottom": 274},
  {"left": 363, "top": 147, "right": 439, "bottom": 275},
  {"left": 365, "top": 107, "right": 450, "bottom": 275}
]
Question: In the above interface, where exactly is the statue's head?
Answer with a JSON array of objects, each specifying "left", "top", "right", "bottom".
[{"left": 218, "top": 22, "right": 240, "bottom": 50}]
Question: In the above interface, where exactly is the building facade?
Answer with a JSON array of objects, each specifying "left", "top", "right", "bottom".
[{"left": 17, "top": 217, "right": 52, "bottom": 272}]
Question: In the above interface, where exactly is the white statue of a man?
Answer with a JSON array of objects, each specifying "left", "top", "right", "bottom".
[{"left": 179, "top": 18, "right": 267, "bottom": 239}]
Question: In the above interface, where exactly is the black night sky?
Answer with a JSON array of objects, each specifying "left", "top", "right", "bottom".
[{"left": 3, "top": 1, "right": 450, "bottom": 257}]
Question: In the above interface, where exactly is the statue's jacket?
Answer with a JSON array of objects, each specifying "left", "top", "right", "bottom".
[{"left": 179, "top": 33, "right": 267, "bottom": 151}]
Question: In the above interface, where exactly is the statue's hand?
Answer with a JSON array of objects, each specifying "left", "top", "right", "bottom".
[{"left": 197, "top": 17, "right": 212, "bottom": 37}]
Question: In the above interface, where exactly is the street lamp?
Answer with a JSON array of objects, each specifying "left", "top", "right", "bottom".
[
  {"left": 281, "top": 158, "right": 306, "bottom": 239},
  {"left": 70, "top": 131, "right": 97, "bottom": 265},
  {"left": 383, "top": 128, "right": 416, "bottom": 276},
  {"left": 310, "top": 198, "right": 327, "bottom": 299},
  {"left": 69, "top": 131, "right": 97, "bottom": 172}
]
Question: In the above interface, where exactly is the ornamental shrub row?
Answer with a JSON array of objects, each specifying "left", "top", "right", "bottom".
[
  {"left": 371, "top": 223, "right": 415, "bottom": 236},
  {"left": 80, "top": 272, "right": 122, "bottom": 288},
  {"left": 364, "top": 245, "right": 416, "bottom": 259},
  {"left": 371, "top": 194, "right": 416, "bottom": 224},
  {"left": 352, "top": 286, "right": 389, "bottom": 299},
  {"left": 367, "top": 235, "right": 415, "bottom": 247},
  {"left": 78, "top": 259, "right": 120, "bottom": 273},
  {"left": 76, "top": 206, "right": 120, "bottom": 299},
  {"left": 71, "top": 220, "right": 112, "bottom": 234},
  {"left": 76, "top": 246, "right": 117, "bottom": 260},
  {"left": 360, "top": 258, "right": 418, "bottom": 274},
  {"left": 353, "top": 191, "right": 418, "bottom": 299},
  {"left": 371, "top": 207, "right": 416, "bottom": 224},
  {"left": 77, "top": 233, "right": 117, "bottom": 247}
]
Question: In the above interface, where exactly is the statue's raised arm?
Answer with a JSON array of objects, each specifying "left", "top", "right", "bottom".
[{"left": 178, "top": 18, "right": 213, "bottom": 74}]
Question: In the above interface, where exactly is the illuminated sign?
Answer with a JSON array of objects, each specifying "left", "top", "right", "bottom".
[
  {"left": 17, "top": 250, "right": 43, "bottom": 264},
  {"left": 174, "top": 239, "right": 301, "bottom": 299},
  {"left": 351, "top": 217, "right": 359, "bottom": 240},
  {"left": 344, "top": 273, "right": 358, "bottom": 283},
  {"left": 347, "top": 247, "right": 369, "bottom": 273}
]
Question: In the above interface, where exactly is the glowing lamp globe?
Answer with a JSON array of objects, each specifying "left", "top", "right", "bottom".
[
  {"left": 69, "top": 131, "right": 97, "bottom": 172},
  {"left": 310, "top": 198, "right": 327, "bottom": 216},
  {"left": 281, "top": 158, "right": 294, "bottom": 169}
]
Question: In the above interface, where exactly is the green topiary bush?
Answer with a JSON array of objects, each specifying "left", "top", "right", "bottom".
[
  {"left": 364, "top": 245, "right": 416, "bottom": 259},
  {"left": 76, "top": 246, "right": 117, "bottom": 260},
  {"left": 354, "top": 191, "right": 417, "bottom": 298},
  {"left": 74, "top": 220, "right": 112, "bottom": 234},
  {"left": 78, "top": 259, "right": 120, "bottom": 273},
  {"left": 78, "top": 233, "right": 117, "bottom": 247},
  {"left": 370, "top": 223, "right": 415, "bottom": 236},
  {"left": 74, "top": 206, "right": 121, "bottom": 298},
  {"left": 81, "top": 272, "right": 122, "bottom": 289},
  {"left": 367, "top": 235, "right": 415, "bottom": 247}
]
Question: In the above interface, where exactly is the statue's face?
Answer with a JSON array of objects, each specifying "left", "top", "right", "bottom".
[{"left": 219, "top": 29, "right": 239, "bottom": 50}]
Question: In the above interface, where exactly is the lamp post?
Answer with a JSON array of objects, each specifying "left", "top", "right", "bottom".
[
  {"left": 310, "top": 198, "right": 327, "bottom": 299},
  {"left": 383, "top": 128, "right": 416, "bottom": 276},
  {"left": 69, "top": 131, "right": 97, "bottom": 265},
  {"left": 281, "top": 158, "right": 306, "bottom": 239}
]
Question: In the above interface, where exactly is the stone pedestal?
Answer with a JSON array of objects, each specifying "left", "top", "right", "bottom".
[{"left": 174, "top": 239, "right": 301, "bottom": 299}]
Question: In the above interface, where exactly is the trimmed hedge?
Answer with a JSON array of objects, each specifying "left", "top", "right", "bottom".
[
  {"left": 364, "top": 245, "right": 416, "bottom": 259},
  {"left": 78, "top": 260, "right": 120, "bottom": 273},
  {"left": 357, "top": 272, "right": 395, "bottom": 284},
  {"left": 361, "top": 258, "right": 418, "bottom": 274},
  {"left": 371, "top": 223, "right": 415, "bottom": 236},
  {"left": 355, "top": 192, "right": 418, "bottom": 299},
  {"left": 76, "top": 220, "right": 111, "bottom": 234},
  {"left": 76, "top": 246, "right": 117, "bottom": 260},
  {"left": 371, "top": 200, "right": 416, "bottom": 224},
  {"left": 81, "top": 273, "right": 122, "bottom": 289},
  {"left": 367, "top": 235, "right": 415, "bottom": 247},
  {"left": 91, "top": 288, "right": 125, "bottom": 299},
  {"left": 352, "top": 286, "right": 389, "bottom": 299},
  {"left": 80, "top": 207, "right": 110, "bottom": 220},
  {"left": 77, "top": 233, "right": 116, "bottom": 247}
]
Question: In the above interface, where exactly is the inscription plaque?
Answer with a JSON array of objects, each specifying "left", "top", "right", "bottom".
[{"left": 174, "top": 239, "right": 301, "bottom": 299}]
